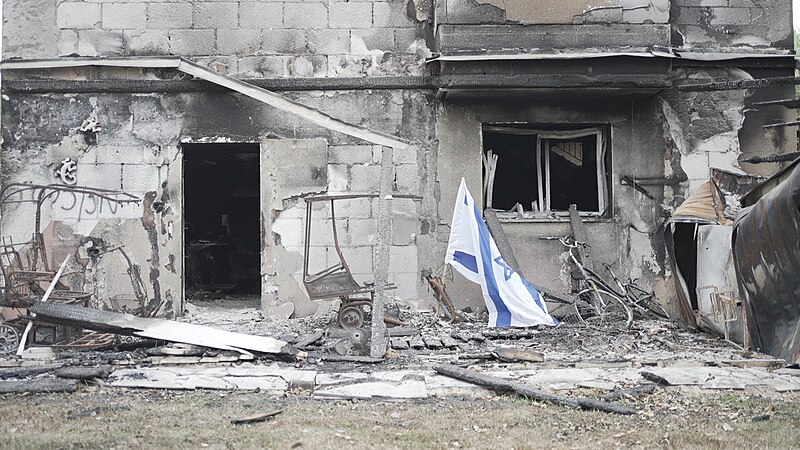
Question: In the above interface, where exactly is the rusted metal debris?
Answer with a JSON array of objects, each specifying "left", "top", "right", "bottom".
[
  {"left": 302, "top": 193, "right": 419, "bottom": 329},
  {"left": 434, "top": 364, "right": 638, "bottom": 415},
  {"left": 732, "top": 162, "right": 800, "bottom": 363}
]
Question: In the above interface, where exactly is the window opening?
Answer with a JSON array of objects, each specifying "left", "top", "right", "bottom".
[{"left": 482, "top": 125, "right": 610, "bottom": 219}]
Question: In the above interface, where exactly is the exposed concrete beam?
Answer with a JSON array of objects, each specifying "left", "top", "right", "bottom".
[{"left": 0, "top": 56, "right": 411, "bottom": 150}]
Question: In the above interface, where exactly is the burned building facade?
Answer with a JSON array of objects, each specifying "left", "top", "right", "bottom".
[{"left": 0, "top": 0, "right": 795, "bottom": 320}]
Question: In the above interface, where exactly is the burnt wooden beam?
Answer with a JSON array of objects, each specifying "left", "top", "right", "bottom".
[
  {"left": 434, "top": 364, "right": 638, "bottom": 415},
  {"left": 741, "top": 152, "right": 800, "bottom": 164}
]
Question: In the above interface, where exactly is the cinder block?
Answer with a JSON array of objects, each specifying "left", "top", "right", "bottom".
[
  {"left": 122, "top": 164, "right": 160, "bottom": 193},
  {"left": 284, "top": 3, "right": 328, "bottom": 29},
  {"left": 193, "top": 56, "right": 237, "bottom": 74},
  {"left": 272, "top": 217, "right": 305, "bottom": 248},
  {"left": 307, "top": 29, "right": 351, "bottom": 55},
  {"left": 240, "top": 2, "right": 284, "bottom": 29},
  {"left": 195, "top": 2, "right": 238, "bottom": 29},
  {"left": 389, "top": 245, "right": 418, "bottom": 273},
  {"left": 389, "top": 272, "right": 421, "bottom": 300},
  {"left": 78, "top": 30, "right": 125, "bottom": 56},
  {"left": 696, "top": 0, "right": 728, "bottom": 6},
  {"left": 340, "top": 246, "right": 374, "bottom": 274},
  {"left": 169, "top": 29, "right": 215, "bottom": 55},
  {"left": 103, "top": 3, "right": 147, "bottom": 29},
  {"left": 373, "top": 2, "right": 415, "bottom": 28},
  {"left": 329, "top": 145, "right": 373, "bottom": 165},
  {"left": 262, "top": 29, "right": 307, "bottom": 54},
  {"left": 392, "top": 214, "right": 418, "bottom": 246},
  {"left": 92, "top": 145, "right": 161, "bottom": 165},
  {"left": 288, "top": 55, "right": 327, "bottom": 77},
  {"left": 305, "top": 245, "right": 332, "bottom": 274},
  {"left": 350, "top": 164, "right": 382, "bottom": 192},
  {"left": 329, "top": 197, "right": 372, "bottom": 219},
  {"left": 394, "top": 28, "right": 422, "bottom": 53},
  {"left": 306, "top": 218, "right": 336, "bottom": 247},
  {"left": 217, "top": 29, "right": 261, "bottom": 55},
  {"left": 329, "top": 2, "right": 373, "bottom": 29},
  {"left": 351, "top": 29, "right": 394, "bottom": 52},
  {"left": 709, "top": 7, "right": 751, "bottom": 25},
  {"left": 57, "top": 2, "right": 101, "bottom": 29},
  {"left": 148, "top": 3, "right": 193, "bottom": 29},
  {"left": 328, "top": 164, "right": 349, "bottom": 193},
  {"left": 124, "top": 30, "right": 169, "bottom": 55},
  {"left": 346, "top": 218, "right": 377, "bottom": 246},
  {"left": 58, "top": 30, "right": 79, "bottom": 56},
  {"left": 394, "top": 163, "right": 419, "bottom": 192},
  {"left": 392, "top": 146, "right": 417, "bottom": 164},
  {"left": 78, "top": 163, "right": 123, "bottom": 190},
  {"left": 390, "top": 198, "right": 419, "bottom": 216},
  {"left": 238, "top": 56, "right": 289, "bottom": 77}
]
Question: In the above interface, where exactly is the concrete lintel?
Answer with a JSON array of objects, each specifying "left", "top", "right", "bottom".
[{"left": 436, "top": 24, "right": 671, "bottom": 54}]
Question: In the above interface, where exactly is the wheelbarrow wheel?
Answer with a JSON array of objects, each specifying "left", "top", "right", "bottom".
[
  {"left": 0, "top": 324, "right": 19, "bottom": 355},
  {"left": 339, "top": 305, "right": 365, "bottom": 329}
]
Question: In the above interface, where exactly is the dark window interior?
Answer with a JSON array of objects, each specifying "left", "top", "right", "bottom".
[
  {"left": 482, "top": 126, "right": 609, "bottom": 214},
  {"left": 548, "top": 135, "right": 599, "bottom": 211},
  {"left": 483, "top": 132, "right": 540, "bottom": 211},
  {"left": 184, "top": 143, "right": 260, "bottom": 296}
]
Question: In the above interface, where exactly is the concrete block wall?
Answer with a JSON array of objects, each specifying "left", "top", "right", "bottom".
[
  {"left": 671, "top": 0, "right": 793, "bottom": 48},
  {"left": 4, "top": 0, "right": 432, "bottom": 77}
]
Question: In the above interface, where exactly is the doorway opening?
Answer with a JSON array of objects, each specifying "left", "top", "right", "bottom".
[{"left": 183, "top": 143, "right": 261, "bottom": 305}]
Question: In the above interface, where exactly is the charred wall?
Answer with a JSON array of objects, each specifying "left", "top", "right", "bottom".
[{"left": 0, "top": 84, "right": 437, "bottom": 318}]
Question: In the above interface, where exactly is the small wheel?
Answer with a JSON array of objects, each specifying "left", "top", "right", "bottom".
[
  {"left": 339, "top": 306, "right": 364, "bottom": 329},
  {"left": 0, "top": 324, "right": 19, "bottom": 355}
]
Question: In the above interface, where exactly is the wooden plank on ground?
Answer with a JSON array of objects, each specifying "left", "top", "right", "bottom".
[{"left": 29, "top": 303, "right": 291, "bottom": 356}]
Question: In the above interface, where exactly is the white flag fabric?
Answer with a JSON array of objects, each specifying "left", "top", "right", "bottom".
[{"left": 445, "top": 178, "right": 558, "bottom": 328}]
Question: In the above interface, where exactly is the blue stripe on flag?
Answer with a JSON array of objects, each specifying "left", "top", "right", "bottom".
[
  {"left": 452, "top": 251, "right": 479, "bottom": 274},
  {"left": 471, "top": 203, "right": 512, "bottom": 327},
  {"left": 521, "top": 277, "right": 560, "bottom": 325}
]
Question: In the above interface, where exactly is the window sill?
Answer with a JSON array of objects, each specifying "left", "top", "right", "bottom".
[{"left": 495, "top": 213, "right": 614, "bottom": 224}]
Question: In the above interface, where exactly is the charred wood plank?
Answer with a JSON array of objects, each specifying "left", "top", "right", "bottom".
[
  {"left": 741, "top": 152, "right": 800, "bottom": 164},
  {"left": 0, "top": 378, "right": 79, "bottom": 394},
  {"left": 434, "top": 364, "right": 637, "bottom": 415},
  {"left": 0, "top": 363, "right": 64, "bottom": 379},
  {"left": 55, "top": 365, "right": 113, "bottom": 380},
  {"left": 231, "top": 409, "right": 284, "bottom": 425}
]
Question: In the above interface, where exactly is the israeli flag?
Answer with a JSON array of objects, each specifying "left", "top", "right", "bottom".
[{"left": 445, "top": 178, "right": 558, "bottom": 328}]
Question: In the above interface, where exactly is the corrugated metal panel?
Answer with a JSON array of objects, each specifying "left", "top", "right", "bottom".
[
  {"left": 732, "top": 164, "right": 800, "bottom": 363},
  {"left": 671, "top": 182, "right": 727, "bottom": 225}
]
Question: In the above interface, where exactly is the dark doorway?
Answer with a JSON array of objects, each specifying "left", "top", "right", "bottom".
[{"left": 183, "top": 143, "right": 261, "bottom": 298}]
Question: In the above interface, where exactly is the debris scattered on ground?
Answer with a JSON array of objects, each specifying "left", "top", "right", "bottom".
[{"left": 231, "top": 409, "right": 284, "bottom": 425}]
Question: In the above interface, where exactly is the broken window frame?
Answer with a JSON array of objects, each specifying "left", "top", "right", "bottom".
[{"left": 483, "top": 125, "right": 610, "bottom": 220}]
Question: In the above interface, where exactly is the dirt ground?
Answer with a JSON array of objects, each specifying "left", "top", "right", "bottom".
[{"left": 0, "top": 385, "right": 798, "bottom": 449}]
